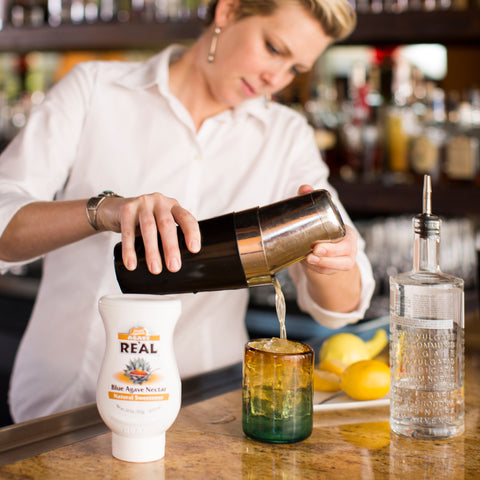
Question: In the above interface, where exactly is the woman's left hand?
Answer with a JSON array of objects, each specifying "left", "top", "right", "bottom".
[
  {"left": 296, "top": 184, "right": 361, "bottom": 313},
  {"left": 296, "top": 183, "right": 357, "bottom": 276},
  {"left": 301, "top": 224, "right": 358, "bottom": 275}
]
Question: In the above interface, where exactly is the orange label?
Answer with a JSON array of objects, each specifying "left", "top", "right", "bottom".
[
  {"left": 108, "top": 392, "right": 170, "bottom": 402},
  {"left": 118, "top": 327, "right": 160, "bottom": 341},
  {"left": 129, "top": 328, "right": 148, "bottom": 336}
]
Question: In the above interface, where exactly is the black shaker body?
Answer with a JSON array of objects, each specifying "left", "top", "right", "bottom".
[{"left": 114, "top": 213, "right": 248, "bottom": 295}]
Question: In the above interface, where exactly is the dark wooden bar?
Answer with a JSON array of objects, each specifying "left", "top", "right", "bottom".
[
  {"left": 330, "top": 178, "right": 480, "bottom": 217},
  {"left": 0, "top": 10, "right": 479, "bottom": 52}
]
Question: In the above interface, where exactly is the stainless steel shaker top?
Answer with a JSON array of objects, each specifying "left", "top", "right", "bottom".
[{"left": 235, "top": 190, "right": 346, "bottom": 286}]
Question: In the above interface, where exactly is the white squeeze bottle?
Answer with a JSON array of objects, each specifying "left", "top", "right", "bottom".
[{"left": 96, "top": 294, "right": 182, "bottom": 462}]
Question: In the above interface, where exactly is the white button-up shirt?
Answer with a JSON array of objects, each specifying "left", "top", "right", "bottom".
[{"left": 0, "top": 45, "right": 375, "bottom": 422}]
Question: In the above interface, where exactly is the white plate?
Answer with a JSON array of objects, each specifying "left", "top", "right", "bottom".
[{"left": 314, "top": 390, "right": 390, "bottom": 412}]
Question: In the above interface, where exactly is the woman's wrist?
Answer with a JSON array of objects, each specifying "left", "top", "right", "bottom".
[{"left": 86, "top": 191, "right": 122, "bottom": 231}]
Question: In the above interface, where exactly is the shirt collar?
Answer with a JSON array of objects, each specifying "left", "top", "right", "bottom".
[
  {"left": 114, "top": 44, "right": 182, "bottom": 92},
  {"left": 114, "top": 45, "right": 270, "bottom": 127}
]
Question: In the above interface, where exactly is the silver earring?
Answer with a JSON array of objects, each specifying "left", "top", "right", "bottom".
[{"left": 208, "top": 26, "right": 221, "bottom": 63}]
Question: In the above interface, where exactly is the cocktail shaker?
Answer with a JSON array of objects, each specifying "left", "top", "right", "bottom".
[{"left": 114, "top": 189, "right": 345, "bottom": 295}]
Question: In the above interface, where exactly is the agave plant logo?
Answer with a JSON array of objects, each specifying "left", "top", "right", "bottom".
[{"left": 123, "top": 357, "right": 153, "bottom": 384}]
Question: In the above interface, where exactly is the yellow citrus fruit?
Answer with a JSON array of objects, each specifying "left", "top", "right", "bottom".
[
  {"left": 340, "top": 360, "right": 390, "bottom": 401},
  {"left": 313, "top": 369, "right": 341, "bottom": 392},
  {"left": 318, "top": 358, "right": 347, "bottom": 375},
  {"left": 367, "top": 329, "right": 389, "bottom": 358},
  {"left": 319, "top": 330, "right": 389, "bottom": 366},
  {"left": 319, "top": 332, "right": 371, "bottom": 365}
]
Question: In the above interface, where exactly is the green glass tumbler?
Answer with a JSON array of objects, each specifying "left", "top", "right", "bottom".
[{"left": 242, "top": 338, "right": 314, "bottom": 443}]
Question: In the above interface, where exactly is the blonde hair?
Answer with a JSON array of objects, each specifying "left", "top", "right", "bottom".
[{"left": 205, "top": 0, "right": 356, "bottom": 43}]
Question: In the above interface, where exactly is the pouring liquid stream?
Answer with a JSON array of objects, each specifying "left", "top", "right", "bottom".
[{"left": 272, "top": 276, "right": 287, "bottom": 340}]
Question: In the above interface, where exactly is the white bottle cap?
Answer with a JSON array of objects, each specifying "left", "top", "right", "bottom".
[{"left": 111, "top": 432, "right": 166, "bottom": 463}]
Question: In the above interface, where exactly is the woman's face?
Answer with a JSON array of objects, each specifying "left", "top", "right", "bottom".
[{"left": 206, "top": 2, "right": 330, "bottom": 108}]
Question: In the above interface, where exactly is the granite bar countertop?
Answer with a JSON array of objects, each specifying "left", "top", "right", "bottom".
[
  {"left": 0, "top": 378, "right": 477, "bottom": 479},
  {"left": 0, "top": 310, "right": 478, "bottom": 478}
]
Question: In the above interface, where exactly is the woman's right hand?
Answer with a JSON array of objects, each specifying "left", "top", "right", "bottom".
[{"left": 97, "top": 193, "right": 201, "bottom": 275}]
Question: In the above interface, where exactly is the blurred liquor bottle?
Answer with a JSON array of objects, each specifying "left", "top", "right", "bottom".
[
  {"left": 385, "top": 56, "right": 417, "bottom": 182},
  {"left": 471, "top": 89, "right": 480, "bottom": 177},
  {"left": 451, "top": 0, "right": 469, "bottom": 9},
  {"left": 70, "top": 0, "right": 84, "bottom": 23},
  {"left": 84, "top": 0, "right": 100, "bottom": 23},
  {"left": 363, "top": 63, "right": 385, "bottom": 180},
  {"left": 338, "top": 62, "right": 384, "bottom": 181},
  {"left": 99, "top": 0, "right": 115, "bottom": 21},
  {"left": 116, "top": 0, "right": 130, "bottom": 22},
  {"left": 304, "top": 78, "right": 344, "bottom": 178},
  {"left": 338, "top": 62, "right": 370, "bottom": 178},
  {"left": 409, "top": 86, "right": 447, "bottom": 184},
  {"left": 443, "top": 100, "right": 479, "bottom": 184}
]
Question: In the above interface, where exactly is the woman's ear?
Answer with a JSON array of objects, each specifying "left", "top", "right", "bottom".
[{"left": 214, "top": 0, "right": 238, "bottom": 27}]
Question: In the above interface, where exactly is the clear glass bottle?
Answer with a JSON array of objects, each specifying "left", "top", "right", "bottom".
[{"left": 389, "top": 175, "right": 465, "bottom": 439}]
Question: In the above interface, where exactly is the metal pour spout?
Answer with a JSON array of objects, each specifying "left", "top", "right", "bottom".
[
  {"left": 415, "top": 174, "right": 440, "bottom": 238},
  {"left": 423, "top": 174, "right": 432, "bottom": 215}
]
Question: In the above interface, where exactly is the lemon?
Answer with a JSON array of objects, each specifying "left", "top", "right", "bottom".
[
  {"left": 313, "top": 369, "right": 341, "bottom": 392},
  {"left": 319, "top": 329, "right": 388, "bottom": 366},
  {"left": 319, "top": 333, "right": 370, "bottom": 365},
  {"left": 318, "top": 358, "right": 347, "bottom": 375},
  {"left": 340, "top": 360, "right": 390, "bottom": 401},
  {"left": 365, "top": 329, "right": 389, "bottom": 358}
]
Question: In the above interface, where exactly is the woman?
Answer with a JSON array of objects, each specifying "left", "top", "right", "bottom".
[{"left": 0, "top": 0, "right": 375, "bottom": 422}]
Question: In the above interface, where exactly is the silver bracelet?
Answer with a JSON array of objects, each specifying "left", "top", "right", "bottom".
[{"left": 86, "top": 190, "right": 121, "bottom": 231}]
